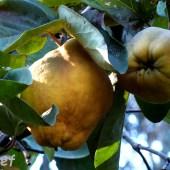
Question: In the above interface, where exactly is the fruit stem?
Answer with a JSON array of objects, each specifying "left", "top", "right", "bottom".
[{"left": 48, "top": 32, "right": 62, "bottom": 47}]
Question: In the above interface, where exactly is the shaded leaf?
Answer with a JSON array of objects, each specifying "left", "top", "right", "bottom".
[
  {"left": 166, "top": 0, "right": 170, "bottom": 22},
  {"left": 135, "top": 96, "right": 170, "bottom": 123},
  {"left": 0, "top": 0, "right": 53, "bottom": 50},
  {"left": 100, "top": 29, "right": 128, "bottom": 73},
  {"left": 0, "top": 67, "right": 11, "bottom": 78},
  {"left": 56, "top": 156, "right": 95, "bottom": 170},
  {"left": 94, "top": 87, "right": 126, "bottom": 170},
  {"left": 82, "top": 0, "right": 157, "bottom": 27},
  {"left": 0, "top": 67, "right": 32, "bottom": 100},
  {"left": 3, "top": 97, "right": 47, "bottom": 126},
  {"left": 0, "top": 80, "right": 27, "bottom": 100},
  {"left": 0, "top": 104, "right": 26, "bottom": 136}
]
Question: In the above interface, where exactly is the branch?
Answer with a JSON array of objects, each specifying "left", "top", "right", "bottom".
[
  {"left": 123, "top": 132, "right": 170, "bottom": 170},
  {"left": 123, "top": 133, "right": 151, "bottom": 170}
]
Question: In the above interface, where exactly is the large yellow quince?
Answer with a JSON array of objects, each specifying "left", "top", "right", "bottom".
[
  {"left": 118, "top": 27, "right": 170, "bottom": 103},
  {"left": 21, "top": 38, "right": 113, "bottom": 150}
]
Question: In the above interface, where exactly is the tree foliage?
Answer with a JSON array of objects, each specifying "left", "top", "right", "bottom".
[{"left": 0, "top": 0, "right": 170, "bottom": 170}]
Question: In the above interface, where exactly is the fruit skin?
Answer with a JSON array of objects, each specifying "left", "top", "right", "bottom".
[
  {"left": 21, "top": 39, "right": 113, "bottom": 150},
  {"left": 118, "top": 27, "right": 170, "bottom": 104}
]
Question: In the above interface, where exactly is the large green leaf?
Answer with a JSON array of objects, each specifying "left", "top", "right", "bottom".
[
  {"left": 7, "top": 149, "right": 28, "bottom": 170},
  {"left": 3, "top": 19, "right": 65, "bottom": 53},
  {"left": 0, "top": 51, "right": 26, "bottom": 68},
  {"left": 0, "top": 68, "right": 32, "bottom": 100},
  {"left": 58, "top": 5, "right": 113, "bottom": 71},
  {"left": 94, "top": 87, "right": 126, "bottom": 170},
  {"left": 0, "top": 79, "right": 27, "bottom": 100},
  {"left": 0, "top": 0, "right": 56, "bottom": 50},
  {"left": 3, "top": 97, "right": 47, "bottom": 126},
  {"left": 135, "top": 96, "right": 170, "bottom": 123}
]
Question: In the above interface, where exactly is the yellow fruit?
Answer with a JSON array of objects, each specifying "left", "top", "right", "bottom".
[
  {"left": 21, "top": 38, "right": 113, "bottom": 150},
  {"left": 118, "top": 27, "right": 170, "bottom": 103}
]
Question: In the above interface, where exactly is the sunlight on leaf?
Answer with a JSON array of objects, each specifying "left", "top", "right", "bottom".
[
  {"left": 0, "top": 51, "right": 26, "bottom": 68},
  {"left": 95, "top": 141, "right": 120, "bottom": 168},
  {"left": 16, "top": 36, "right": 47, "bottom": 55}
]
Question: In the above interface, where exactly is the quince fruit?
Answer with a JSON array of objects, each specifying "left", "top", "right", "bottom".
[
  {"left": 118, "top": 27, "right": 170, "bottom": 103},
  {"left": 21, "top": 38, "right": 113, "bottom": 150}
]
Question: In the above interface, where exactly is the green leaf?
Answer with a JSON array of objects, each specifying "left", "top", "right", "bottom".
[
  {"left": 82, "top": 0, "right": 137, "bottom": 25},
  {"left": 4, "top": 5, "right": 114, "bottom": 71},
  {"left": 0, "top": 51, "right": 26, "bottom": 68},
  {"left": 0, "top": 67, "right": 32, "bottom": 100},
  {"left": 7, "top": 149, "right": 28, "bottom": 170},
  {"left": 58, "top": 5, "right": 113, "bottom": 71},
  {"left": 164, "top": 110, "right": 170, "bottom": 124},
  {"left": 3, "top": 97, "right": 47, "bottom": 126},
  {"left": 94, "top": 87, "right": 126, "bottom": 170},
  {"left": 166, "top": 0, "right": 170, "bottom": 22},
  {"left": 38, "top": 0, "right": 81, "bottom": 7},
  {"left": 135, "top": 96, "right": 170, "bottom": 123},
  {"left": 151, "top": 15, "right": 169, "bottom": 29},
  {"left": 26, "top": 37, "right": 57, "bottom": 65},
  {"left": 56, "top": 156, "right": 95, "bottom": 170},
  {"left": 43, "top": 146, "right": 55, "bottom": 161},
  {"left": 0, "top": 104, "right": 26, "bottom": 136},
  {"left": 0, "top": 0, "right": 54, "bottom": 50},
  {"left": 83, "top": 0, "right": 157, "bottom": 26},
  {"left": 0, "top": 80, "right": 28, "bottom": 100},
  {"left": 0, "top": 67, "right": 11, "bottom": 78},
  {"left": 94, "top": 141, "right": 120, "bottom": 168},
  {"left": 16, "top": 36, "right": 47, "bottom": 55},
  {"left": 3, "top": 19, "right": 65, "bottom": 53}
]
